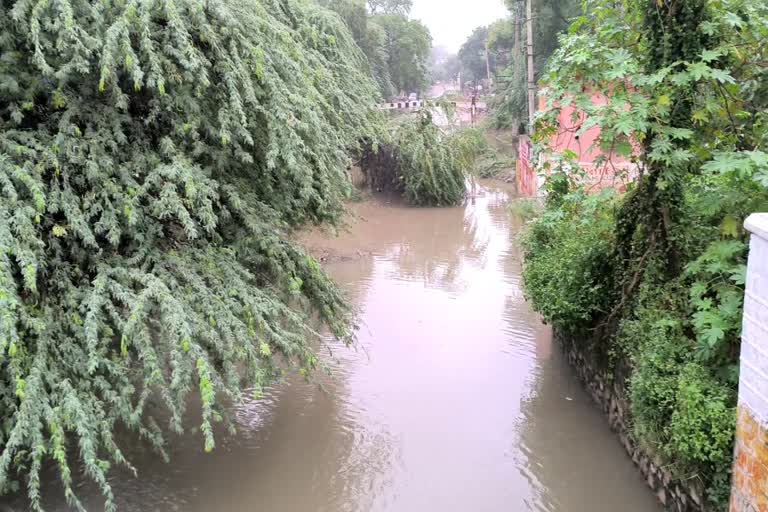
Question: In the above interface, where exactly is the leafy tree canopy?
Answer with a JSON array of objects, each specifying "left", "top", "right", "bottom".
[
  {"left": 491, "top": 0, "right": 580, "bottom": 128},
  {"left": 367, "top": 0, "right": 412, "bottom": 15},
  {"left": 0, "top": 0, "right": 384, "bottom": 509},
  {"left": 321, "top": 0, "right": 430, "bottom": 98},
  {"left": 487, "top": 18, "right": 516, "bottom": 70},
  {"left": 458, "top": 26, "right": 492, "bottom": 83},
  {"left": 370, "top": 13, "right": 432, "bottom": 96},
  {"left": 319, "top": 0, "right": 394, "bottom": 98}
]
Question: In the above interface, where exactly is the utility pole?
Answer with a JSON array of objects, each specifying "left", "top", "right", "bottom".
[
  {"left": 513, "top": 2, "right": 521, "bottom": 58},
  {"left": 485, "top": 39, "right": 492, "bottom": 89},
  {"left": 525, "top": 0, "right": 536, "bottom": 134}
]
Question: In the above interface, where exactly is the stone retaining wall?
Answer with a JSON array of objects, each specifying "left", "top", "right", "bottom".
[
  {"left": 556, "top": 333, "right": 706, "bottom": 512},
  {"left": 560, "top": 213, "right": 768, "bottom": 511}
]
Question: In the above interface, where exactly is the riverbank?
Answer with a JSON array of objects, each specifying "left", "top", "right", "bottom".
[
  {"left": 7, "top": 185, "right": 662, "bottom": 511},
  {"left": 557, "top": 332, "right": 707, "bottom": 512},
  {"left": 519, "top": 182, "right": 743, "bottom": 510}
]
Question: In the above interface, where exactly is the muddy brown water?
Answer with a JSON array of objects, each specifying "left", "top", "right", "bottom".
[{"left": 9, "top": 184, "right": 661, "bottom": 512}]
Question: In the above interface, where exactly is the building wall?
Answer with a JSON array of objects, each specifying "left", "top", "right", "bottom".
[
  {"left": 516, "top": 92, "right": 639, "bottom": 197},
  {"left": 516, "top": 136, "right": 538, "bottom": 197},
  {"left": 731, "top": 213, "right": 768, "bottom": 512},
  {"left": 540, "top": 92, "right": 638, "bottom": 191}
]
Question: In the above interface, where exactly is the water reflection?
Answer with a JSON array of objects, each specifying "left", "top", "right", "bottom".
[{"left": 8, "top": 183, "right": 661, "bottom": 512}]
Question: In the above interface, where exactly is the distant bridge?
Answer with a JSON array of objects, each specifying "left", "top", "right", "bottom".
[
  {"left": 377, "top": 99, "right": 487, "bottom": 128},
  {"left": 377, "top": 100, "right": 451, "bottom": 110}
]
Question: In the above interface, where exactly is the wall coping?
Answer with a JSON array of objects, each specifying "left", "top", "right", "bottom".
[{"left": 745, "top": 213, "right": 768, "bottom": 241}]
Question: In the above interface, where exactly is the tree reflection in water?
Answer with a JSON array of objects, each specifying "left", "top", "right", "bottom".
[{"left": 22, "top": 184, "right": 662, "bottom": 512}]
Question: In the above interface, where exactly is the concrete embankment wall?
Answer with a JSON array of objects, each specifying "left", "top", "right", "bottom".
[
  {"left": 558, "top": 213, "right": 768, "bottom": 512},
  {"left": 556, "top": 333, "right": 706, "bottom": 512}
]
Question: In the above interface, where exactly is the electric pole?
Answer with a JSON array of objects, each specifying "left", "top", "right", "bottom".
[
  {"left": 485, "top": 39, "right": 492, "bottom": 90},
  {"left": 525, "top": 0, "right": 536, "bottom": 134},
  {"left": 513, "top": 2, "right": 521, "bottom": 58}
]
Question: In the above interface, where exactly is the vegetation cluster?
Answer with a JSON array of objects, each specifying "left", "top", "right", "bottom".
[{"left": 518, "top": 1, "right": 768, "bottom": 507}]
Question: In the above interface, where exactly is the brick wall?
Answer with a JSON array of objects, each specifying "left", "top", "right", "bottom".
[
  {"left": 731, "top": 213, "right": 768, "bottom": 512},
  {"left": 516, "top": 136, "right": 537, "bottom": 197}
]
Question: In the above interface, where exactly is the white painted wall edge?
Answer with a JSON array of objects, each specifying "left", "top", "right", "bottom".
[{"left": 746, "top": 213, "right": 768, "bottom": 240}]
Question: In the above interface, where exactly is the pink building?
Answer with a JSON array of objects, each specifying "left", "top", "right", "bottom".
[
  {"left": 517, "top": 136, "right": 538, "bottom": 196},
  {"left": 517, "top": 92, "right": 639, "bottom": 197}
]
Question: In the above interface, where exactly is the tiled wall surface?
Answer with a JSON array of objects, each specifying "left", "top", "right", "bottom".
[{"left": 731, "top": 213, "right": 768, "bottom": 512}]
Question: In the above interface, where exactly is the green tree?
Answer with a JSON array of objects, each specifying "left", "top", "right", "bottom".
[
  {"left": 529, "top": 0, "right": 580, "bottom": 72},
  {"left": 0, "top": 0, "right": 384, "bottom": 509},
  {"left": 370, "top": 13, "right": 432, "bottom": 95},
  {"left": 491, "top": 0, "right": 580, "bottom": 128},
  {"left": 321, "top": 0, "right": 369, "bottom": 41},
  {"left": 487, "top": 18, "right": 516, "bottom": 70},
  {"left": 320, "top": 0, "right": 395, "bottom": 97},
  {"left": 368, "top": 0, "right": 413, "bottom": 15},
  {"left": 322, "top": 0, "right": 430, "bottom": 99},
  {"left": 459, "top": 26, "right": 492, "bottom": 84}
]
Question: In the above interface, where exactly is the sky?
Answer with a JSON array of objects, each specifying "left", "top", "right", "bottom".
[{"left": 410, "top": 0, "right": 509, "bottom": 53}]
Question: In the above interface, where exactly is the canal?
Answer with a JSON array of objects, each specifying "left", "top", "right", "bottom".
[{"left": 20, "top": 183, "right": 661, "bottom": 512}]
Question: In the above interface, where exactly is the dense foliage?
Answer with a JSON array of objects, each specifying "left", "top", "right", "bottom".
[
  {"left": 371, "top": 13, "right": 432, "bottom": 96},
  {"left": 361, "top": 111, "right": 469, "bottom": 206},
  {"left": 319, "top": 0, "right": 393, "bottom": 98},
  {"left": 485, "top": 19, "right": 516, "bottom": 72},
  {"left": 521, "top": 0, "right": 768, "bottom": 507},
  {"left": 451, "top": 127, "right": 514, "bottom": 180},
  {"left": 522, "top": 189, "right": 619, "bottom": 331},
  {"left": 322, "top": 0, "right": 431, "bottom": 99},
  {"left": 367, "top": 0, "right": 412, "bottom": 15},
  {"left": 491, "top": 0, "right": 580, "bottom": 129},
  {"left": 458, "top": 26, "right": 494, "bottom": 84},
  {"left": 459, "top": 17, "right": 530, "bottom": 87},
  {"left": 0, "top": 0, "right": 386, "bottom": 509}
]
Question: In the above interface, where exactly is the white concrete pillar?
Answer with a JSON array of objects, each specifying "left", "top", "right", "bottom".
[{"left": 731, "top": 213, "right": 768, "bottom": 512}]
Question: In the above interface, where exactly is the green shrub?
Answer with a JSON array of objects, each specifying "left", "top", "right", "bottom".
[
  {"left": 361, "top": 110, "right": 466, "bottom": 206},
  {"left": 515, "top": 0, "right": 768, "bottom": 508},
  {"left": 624, "top": 294, "right": 736, "bottom": 509},
  {"left": 449, "top": 127, "right": 515, "bottom": 180},
  {"left": 521, "top": 179, "right": 741, "bottom": 508},
  {"left": 509, "top": 198, "right": 543, "bottom": 222},
  {"left": 450, "top": 127, "right": 488, "bottom": 173},
  {"left": 395, "top": 113, "right": 470, "bottom": 206},
  {"left": 669, "top": 364, "right": 736, "bottom": 467},
  {"left": 521, "top": 189, "right": 618, "bottom": 333},
  {"left": 626, "top": 314, "right": 691, "bottom": 443},
  {"left": 361, "top": 112, "right": 518, "bottom": 206}
]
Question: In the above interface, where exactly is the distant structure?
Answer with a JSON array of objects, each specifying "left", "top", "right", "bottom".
[
  {"left": 377, "top": 98, "right": 486, "bottom": 129},
  {"left": 378, "top": 100, "right": 426, "bottom": 110},
  {"left": 517, "top": 91, "right": 639, "bottom": 197}
]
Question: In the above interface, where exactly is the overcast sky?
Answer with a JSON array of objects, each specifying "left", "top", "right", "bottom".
[{"left": 410, "top": 0, "right": 509, "bottom": 53}]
